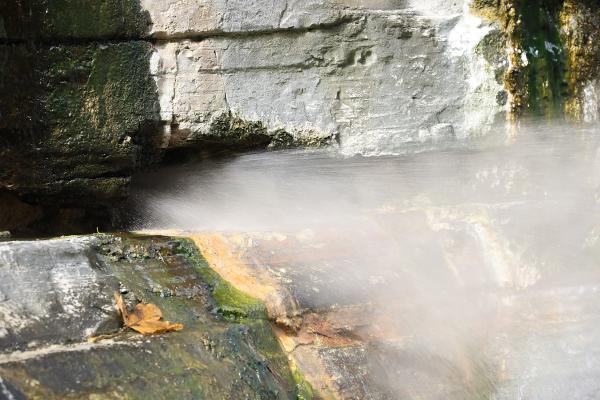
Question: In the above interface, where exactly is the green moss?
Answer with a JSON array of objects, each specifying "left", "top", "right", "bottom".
[
  {"left": 471, "top": 0, "right": 600, "bottom": 120},
  {"left": 165, "top": 238, "right": 301, "bottom": 395},
  {"left": 171, "top": 239, "right": 267, "bottom": 321},
  {"left": 292, "top": 365, "right": 316, "bottom": 400},
  {"left": 183, "top": 113, "right": 335, "bottom": 154},
  {"left": 475, "top": 30, "right": 509, "bottom": 85},
  {"left": 89, "top": 234, "right": 298, "bottom": 399},
  {"left": 0, "top": 0, "right": 160, "bottom": 215},
  {"left": 197, "top": 113, "right": 273, "bottom": 150},
  {"left": 516, "top": 0, "right": 567, "bottom": 117},
  {"left": 269, "top": 129, "right": 336, "bottom": 150},
  {"left": 1, "top": 236, "right": 302, "bottom": 399},
  {"left": 0, "top": 40, "right": 161, "bottom": 210},
  {"left": 560, "top": 0, "right": 600, "bottom": 120},
  {"left": 44, "top": 42, "right": 159, "bottom": 159},
  {"left": 472, "top": 0, "right": 570, "bottom": 119}
]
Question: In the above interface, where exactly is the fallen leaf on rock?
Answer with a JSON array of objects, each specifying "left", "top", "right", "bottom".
[
  {"left": 116, "top": 292, "right": 183, "bottom": 335},
  {"left": 127, "top": 302, "right": 162, "bottom": 325},
  {"left": 89, "top": 292, "right": 183, "bottom": 342},
  {"left": 130, "top": 318, "right": 184, "bottom": 335}
]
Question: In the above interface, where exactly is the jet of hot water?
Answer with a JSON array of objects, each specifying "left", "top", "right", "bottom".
[{"left": 129, "top": 124, "right": 600, "bottom": 399}]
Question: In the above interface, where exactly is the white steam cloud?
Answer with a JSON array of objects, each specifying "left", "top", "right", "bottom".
[{"left": 130, "top": 124, "right": 600, "bottom": 399}]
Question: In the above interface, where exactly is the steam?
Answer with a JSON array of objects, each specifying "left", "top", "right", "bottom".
[{"left": 130, "top": 124, "right": 600, "bottom": 399}]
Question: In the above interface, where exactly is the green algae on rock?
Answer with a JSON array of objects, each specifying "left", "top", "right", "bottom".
[
  {"left": 560, "top": 0, "right": 600, "bottom": 121},
  {"left": 471, "top": 0, "right": 567, "bottom": 118},
  {"left": 169, "top": 238, "right": 268, "bottom": 321},
  {"left": 515, "top": 0, "right": 567, "bottom": 118},
  {"left": 176, "top": 113, "right": 336, "bottom": 155},
  {"left": 0, "top": 234, "right": 299, "bottom": 399},
  {"left": 471, "top": 0, "right": 600, "bottom": 121},
  {"left": 292, "top": 363, "right": 317, "bottom": 400}
]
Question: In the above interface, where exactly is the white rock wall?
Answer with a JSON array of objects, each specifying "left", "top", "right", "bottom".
[
  {"left": 583, "top": 80, "right": 599, "bottom": 123},
  {"left": 144, "top": 0, "right": 508, "bottom": 155}
]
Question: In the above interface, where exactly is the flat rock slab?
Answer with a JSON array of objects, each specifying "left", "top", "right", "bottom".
[
  {"left": 0, "top": 235, "right": 297, "bottom": 399},
  {"left": 189, "top": 216, "right": 600, "bottom": 400}
]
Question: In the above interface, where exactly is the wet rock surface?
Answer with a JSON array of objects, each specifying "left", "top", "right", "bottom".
[
  {"left": 0, "top": 0, "right": 152, "bottom": 40},
  {"left": 471, "top": 0, "right": 600, "bottom": 120},
  {"left": 193, "top": 231, "right": 495, "bottom": 399},
  {"left": 124, "top": 133, "right": 599, "bottom": 399},
  {"left": 0, "top": 234, "right": 298, "bottom": 399},
  {"left": 190, "top": 214, "right": 600, "bottom": 400}
]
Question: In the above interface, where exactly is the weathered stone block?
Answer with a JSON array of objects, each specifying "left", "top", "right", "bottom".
[{"left": 0, "top": 41, "right": 161, "bottom": 209}]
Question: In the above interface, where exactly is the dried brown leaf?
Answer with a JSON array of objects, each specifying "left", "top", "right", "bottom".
[
  {"left": 94, "top": 292, "right": 184, "bottom": 339},
  {"left": 129, "top": 320, "right": 184, "bottom": 335},
  {"left": 128, "top": 303, "right": 162, "bottom": 326}
]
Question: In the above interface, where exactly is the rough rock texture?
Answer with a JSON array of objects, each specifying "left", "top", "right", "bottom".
[
  {"left": 0, "top": 234, "right": 300, "bottom": 399},
  {"left": 0, "top": 1, "right": 163, "bottom": 234},
  {"left": 560, "top": 0, "right": 600, "bottom": 121},
  {"left": 187, "top": 195, "right": 600, "bottom": 400},
  {"left": 145, "top": 0, "right": 506, "bottom": 155},
  {"left": 140, "top": 0, "right": 347, "bottom": 37},
  {"left": 0, "top": 42, "right": 161, "bottom": 203},
  {"left": 127, "top": 132, "right": 600, "bottom": 399},
  {"left": 191, "top": 230, "right": 504, "bottom": 399},
  {"left": 472, "top": 0, "right": 600, "bottom": 120},
  {"left": 0, "top": 36, "right": 162, "bottom": 234}
]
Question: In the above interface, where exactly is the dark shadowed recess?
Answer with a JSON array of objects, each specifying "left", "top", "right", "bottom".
[
  {"left": 0, "top": 1, "right": 335, "bottom": 237},
  {"left": 0, "top": 1, "right": 161, "bottom": 236}
]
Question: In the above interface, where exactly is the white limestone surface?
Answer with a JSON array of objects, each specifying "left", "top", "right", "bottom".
[{"left": 144, "top": 0, "right": 507, "bottom": 155}]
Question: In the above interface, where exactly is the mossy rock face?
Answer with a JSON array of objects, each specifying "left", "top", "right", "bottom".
[
  {"left": 472, "top": 0, "right": 600, "bottom": 120},
  {"left": 0, "top": 2, "right": 161, "bottom": 234},
  {"left": 0, "top": 41, "right": 161, "bottom": 233},
  {"left": 0, "top": 0, "right": 151, "bottom": 40},
  {"left": 515, "top": 0, "right": 567, "bottom": 118},
  {"left": 197, "top": 113, "right": 334, "bottom": 151},
  {"left": 0, "top": 234, "right": 298, "bottom": 399},
  {"left": 170, "top": 239, "right": 268, "bottom": 321},
  {"left": 168, "top": 113, "right": 335, "bottom": 162},
  {"left": 475, "top": 30, "right": 509, "bottom": 86},
  {"left": 561, "top": 0, "right": 600, "bottom": 120},
  {"left": 202, "top": 113, "right": 273, "bottom": 150},
  {"left": 472, "top": 0, "right": 567, "bottom": 118}
]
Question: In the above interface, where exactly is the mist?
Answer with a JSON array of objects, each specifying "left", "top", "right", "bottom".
[{"left": 129, "top": 124, "right": 600, "bottom": 399}]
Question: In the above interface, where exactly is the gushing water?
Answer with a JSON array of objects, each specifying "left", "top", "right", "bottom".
[{"left": 129, "top": 125, "right": 600, "bottom": 399}]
